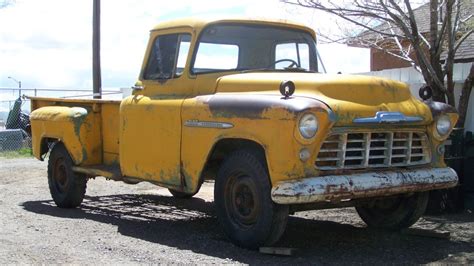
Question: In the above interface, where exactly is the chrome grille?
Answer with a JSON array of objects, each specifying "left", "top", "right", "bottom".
[{"left": 316, "top": 131, "right": 431, "bottom": 170}]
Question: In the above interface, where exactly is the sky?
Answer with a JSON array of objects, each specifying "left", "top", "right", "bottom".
[{"left": 0, "top": 0, "right": 370, "bottom": 93}]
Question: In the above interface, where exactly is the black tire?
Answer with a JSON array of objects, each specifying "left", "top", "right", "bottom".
[
  {"left": 356, "top": 192, "right": 429, "bottom": 230},
  {"left": 168, "top": 188, "right": 198, "bottom": 199},
  {"left": 214, "top": 150, "right": 289, "bottom": 249},
  {"left": 47, "top": 143, "right": 87, "bottom": 208}
]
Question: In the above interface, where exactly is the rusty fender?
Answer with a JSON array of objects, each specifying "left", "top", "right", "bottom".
[
  {"left": 197, "top": 93, "right": 330, "bottom": 119},
  {"left": 271, "top": 167, "right": 458, "bottom": 204}
]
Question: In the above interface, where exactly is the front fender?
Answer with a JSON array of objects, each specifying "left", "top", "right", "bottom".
[
  {"left": 424, "top": 100, "right": 459, "bottom": 168},
  {"left": 181, "top": 93, "right": 335, "bottom": 188}
]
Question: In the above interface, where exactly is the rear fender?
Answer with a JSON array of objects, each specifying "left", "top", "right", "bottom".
[{"left": 30, "top": 106, "right": 102, "bottom": 165}]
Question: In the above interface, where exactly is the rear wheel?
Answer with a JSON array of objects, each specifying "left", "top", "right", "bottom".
[
  {"left": 356, "top": 192, "right": 429, "bottom": 230},
  {"left": 215, "top": 150, "right": 288, "bottom": 249},
  {"left": 47, "top": 143, "right": 87, "bottom": 208}
]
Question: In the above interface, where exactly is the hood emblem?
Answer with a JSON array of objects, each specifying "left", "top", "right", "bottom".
[
  {"left": 279, "top": 80, "right": 295, "bottom": 98},
  {"left": 353, "top": 111, "right": 423, "bottom": 124}
]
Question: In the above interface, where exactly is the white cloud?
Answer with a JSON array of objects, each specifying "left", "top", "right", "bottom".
[{"left": 0, "top": 0, "right": 370, "bottom": 94}]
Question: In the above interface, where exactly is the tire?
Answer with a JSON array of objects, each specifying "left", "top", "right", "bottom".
[
  {"left": 47, "top": 143, "right": 87, "bottom": 208},
  {"left": 214, "top": 150, "right": 289, "bottom": 249},
  {"left": 356, "top": 192, "right": 429, "bottom": 230},
  {"left": 168, "top": 188, "right": 198, "bottom": 199}
]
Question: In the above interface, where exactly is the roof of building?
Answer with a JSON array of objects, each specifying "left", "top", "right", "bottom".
[
  {"left": 353, "top": 1, "right": 473, "bottom": 61},
  {"left": 447, "top": 33, "right": 474, "bottom": 61}
]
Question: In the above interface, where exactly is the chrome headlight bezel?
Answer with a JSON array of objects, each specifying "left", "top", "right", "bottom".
[
  {"left": 299, "top": 113, "right": 318, "bottom": 139},
  {"left": 436, "top": 114, "right": 452, "bottom": 137}
]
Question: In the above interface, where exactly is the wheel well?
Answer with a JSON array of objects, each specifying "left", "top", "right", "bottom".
[
  {"left": 201, "top": 138, "right": 267, "bottom": 181},
  {"left": 39, "top": 137, "right": 59, "bottom": 159}
]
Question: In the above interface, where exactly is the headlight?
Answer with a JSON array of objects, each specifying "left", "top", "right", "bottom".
[
  {"left": 299, "top": 113, "right": 318, "bottom": 139},
  {"left": 436, "top": 114, "right": 451, "bottom": 136}
]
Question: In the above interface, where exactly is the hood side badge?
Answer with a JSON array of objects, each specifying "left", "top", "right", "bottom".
[
  {"left": 184, "top": 120, "right": 234, "bottom": 129},
  {"left": 353, "top": 111, "right": 423, "bottom": 124}
]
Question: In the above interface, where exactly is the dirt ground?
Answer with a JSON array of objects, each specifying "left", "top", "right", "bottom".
[{"left": 0, "top": 157, "right": 473, "bottom": 264}]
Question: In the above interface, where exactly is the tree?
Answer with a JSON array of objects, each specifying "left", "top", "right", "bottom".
[{"left": 282, "top": 0, "right": 473, "bottom": 127}]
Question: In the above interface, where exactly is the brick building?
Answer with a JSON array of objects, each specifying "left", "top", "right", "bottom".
[{"left": 349, "top": 2, "right": 474, "bottom": 71}]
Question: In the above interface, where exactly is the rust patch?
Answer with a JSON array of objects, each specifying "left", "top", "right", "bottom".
[
  {"left": 271, "top": 167, "right": 458, "bottom": 205},
  {"left": 198, "top": 94, "right": 328, "bottom": 119},
  {"left": 424, "top": 100, "right": 457, "bottom": 118}
]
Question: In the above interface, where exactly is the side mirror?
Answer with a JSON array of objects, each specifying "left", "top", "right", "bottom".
[{"left": 132, "top": 81, "right": 144, "bottom": 90}]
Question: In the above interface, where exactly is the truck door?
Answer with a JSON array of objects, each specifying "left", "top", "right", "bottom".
[{"left": 120, "top": 31, "right": 193, "bottom": 188}]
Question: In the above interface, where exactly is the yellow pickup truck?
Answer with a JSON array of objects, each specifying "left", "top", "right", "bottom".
[{"left": 30, "top": 18, "right": 459, "bottom": 249}]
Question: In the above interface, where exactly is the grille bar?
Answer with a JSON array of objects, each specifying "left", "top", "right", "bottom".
[{"left": 316, "top": 131, "right": 431, "bottom": 170}]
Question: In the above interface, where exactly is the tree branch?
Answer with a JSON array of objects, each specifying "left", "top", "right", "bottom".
[{"left": 454, "top": 29, "right": 474, "bottom": 55}]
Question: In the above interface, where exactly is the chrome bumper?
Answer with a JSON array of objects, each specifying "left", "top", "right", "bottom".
[{"left": 271, "top": 167, "right": 458, "bottom": 204}]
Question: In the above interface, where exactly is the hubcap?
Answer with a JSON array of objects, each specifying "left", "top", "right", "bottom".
[
  {"left": 227, "top": 175, "right": 259, "bottom": 226},
  {"left": 53, "top": 158, "right": 68, "bottom": 192}
]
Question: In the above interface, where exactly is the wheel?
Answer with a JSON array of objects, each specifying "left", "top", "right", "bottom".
[
  {"left": 355, "top": 192, "right": 429, "bottom": 230},
  {"left": 168, "top": 188, "right": 198, "bottom": 199},
  {"left": 47, "top": 143, "right": 87, "bottom": 208},
  {"left": 214, "top": 150, "right": 289, "bottom": 249}
]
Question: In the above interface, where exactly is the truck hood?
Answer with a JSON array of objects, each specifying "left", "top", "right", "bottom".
[{"left": 215, "top": 72, "right": 432, "bottom": 126}]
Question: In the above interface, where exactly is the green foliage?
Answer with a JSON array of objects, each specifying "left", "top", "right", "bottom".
[{"left": 0, "top": 148, "right": 33, "bottom": 158}]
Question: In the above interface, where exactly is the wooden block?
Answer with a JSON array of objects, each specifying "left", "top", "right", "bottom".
[
  {"left": 259, "top": 247, "right": 296, "bottom": 256},
  {"left": 401, "top": 228, "right": 451, "bottom": 239}
]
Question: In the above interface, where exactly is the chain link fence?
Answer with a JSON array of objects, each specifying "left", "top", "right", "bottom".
[
  {"left": 0, "top": 96, "right": 31, "bottom": 153},
  {"left": 0, "top": 87, "right": 122, "bottom": 155}
]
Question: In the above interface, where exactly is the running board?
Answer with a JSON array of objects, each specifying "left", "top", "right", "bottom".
[{"left": 72, "top": 164, "right": 143, "bottom": 184}]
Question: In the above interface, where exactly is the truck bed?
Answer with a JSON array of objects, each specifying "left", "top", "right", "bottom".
[{"left": 30, "top": 97, "right": 122, "bottom": 166}]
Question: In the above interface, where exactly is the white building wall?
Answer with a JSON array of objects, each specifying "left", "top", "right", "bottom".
[{"left": 359, "top": 63, "right": 474, "bottom": 133}]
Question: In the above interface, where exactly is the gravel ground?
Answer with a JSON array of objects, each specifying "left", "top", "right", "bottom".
[{"left": 0, "top": 157, "right": 473, "bottom": 264}]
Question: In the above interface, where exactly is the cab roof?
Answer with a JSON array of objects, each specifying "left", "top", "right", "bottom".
[{"left": 151, "top": 17, "right": 316, "bottom": 39}]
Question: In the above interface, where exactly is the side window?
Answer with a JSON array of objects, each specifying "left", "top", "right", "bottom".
[
  {"left": 175, "top": 35, "right": 191, "bottom": 76},
  {"left": 143, "top": 33, "right": 191, "bottom": 80},
  {"left": 275, "top": 42, "right": 310, "bottom": 70}
]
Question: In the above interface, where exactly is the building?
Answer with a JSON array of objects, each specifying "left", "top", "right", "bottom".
[{"left": 349, "top": 2, "right": 474, "bottom": 71}]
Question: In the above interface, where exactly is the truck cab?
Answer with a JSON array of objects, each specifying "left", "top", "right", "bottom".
[{"left": 29, "top": 18, "right": 458, "bottom": 249}]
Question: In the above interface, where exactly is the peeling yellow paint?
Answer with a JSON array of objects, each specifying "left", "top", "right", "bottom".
[{"left": 28, "top": 18, "right": 458, "bottom": 197}]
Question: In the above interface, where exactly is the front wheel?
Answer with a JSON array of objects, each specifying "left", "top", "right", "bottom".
[
  {"left": 356, "top": 192, "right": 429, "bottom": 230},
  {"left": 214, "top": 150, "right": 288, "bottom": 249},
  {"left": 48, "top": 143, "right": 87, "bottom": 208}
]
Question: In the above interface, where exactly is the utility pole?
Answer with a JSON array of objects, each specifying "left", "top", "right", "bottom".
[{"left": 92, "top": 0, "right": 102, "bottom": 99}]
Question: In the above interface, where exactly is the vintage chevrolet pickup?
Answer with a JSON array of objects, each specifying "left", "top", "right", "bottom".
[{"left": 29, "top": 18, "right": 459, "bottom": 249}]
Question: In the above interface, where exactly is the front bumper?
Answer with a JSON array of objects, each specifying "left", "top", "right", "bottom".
[{"left": 271, "top": 167, "right": 458, "bottom": 204}]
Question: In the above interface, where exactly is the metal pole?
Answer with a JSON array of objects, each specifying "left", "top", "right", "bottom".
[
  {"left": 92, "top": 0, "right": 102, "bottom": 99},
  {"left": 7, "top": 76, "right": 22, "bottom": 98}
]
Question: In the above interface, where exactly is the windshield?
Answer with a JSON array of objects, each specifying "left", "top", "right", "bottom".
[{"left": 191, "top": 24, "right": 318, "bottom": 74}]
